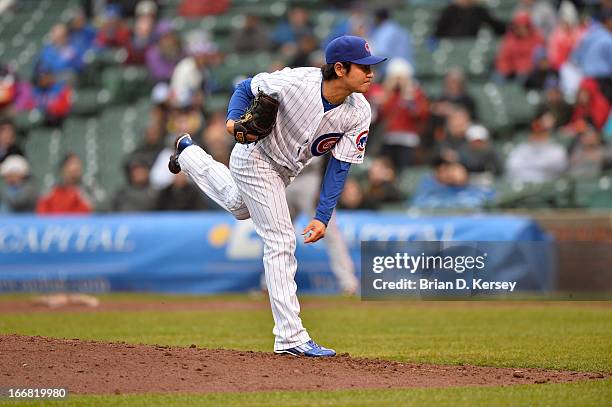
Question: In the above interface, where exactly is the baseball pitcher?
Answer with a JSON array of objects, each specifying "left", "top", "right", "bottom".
[{"left": 168, "top": 36, "right": 386, "bottom": 356}]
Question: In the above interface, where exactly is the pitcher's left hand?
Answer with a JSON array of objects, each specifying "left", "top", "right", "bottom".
[{"left": 302, "top": 219, "right": 326, "bottom": 243}]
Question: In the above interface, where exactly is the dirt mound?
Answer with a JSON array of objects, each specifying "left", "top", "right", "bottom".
[{"left": 0, "top": 335, "right": 606, "bottom": 395}]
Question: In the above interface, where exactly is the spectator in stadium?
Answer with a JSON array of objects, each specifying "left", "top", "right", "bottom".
[
  {"left": 338, "top": 178, "right": 371, "bottom": 210},
  {"left": 231, "top": 14, "right": 270, "bottom": 54},
  {"left": 547, "top": 2, "right": 585, "bottom": 71},
  {"left": 36, "top": 153, "right": 96, "bottom": 214},
  {"left": 170, "top": 38, "right": 219, "bottom": 107},
  {"left": 0, "top": 155, "right": 38, "bottom": 213},
  {"left": 126, "top": 124, "right": 165, "bottom": 169},
  {"left": 288, "top": 34, "right": 319, "bottom": 67},
  {"left": 516, "top": 0, "right": 557, "bottom": 38},
  {"left": 0, "top": 65, "right": 18, "bottom": 116},
  {"left": 94, "top": 5, "right": 131, "bottom": 49},
  {"left": 459, "top": 124, "right": 503, "bottom": 177},
  {"left": 524, "top": 47, "right": 559, "bottom": 91},
  {"left": 82, "top": 0, "right": 158, "bottom": 18},
  {"left": 178, "top": 0, "right": 229, "bottom": 17},
  {"left": 112, "top": 157, "right": 158, "bottom": 212},
  {"left": 362, "top": 157, "right": 404, "bottom": 209},
  {"left": 570, "top": 8, "right": 612, "bottom": 81},
  {"left": 31, "top": 66, "right": 72, "bottom": 126},
  {"left": 369, "top": 8, "right": 413, "bottom": 68},
  {"left": 135, "top": 0, "right": 158, "bottom": 20},
  {"left": 37, "top": 23, "right": 83, "bottom": 80},
  {"left": 271, "top": 6, "right": 314, "bottom": 57},
  {"left": 495, "top": 11, "right": 544, "bottom": 83},
  {"left": 125, "top": 7, "right": 156, "bottom": 64},
  {"left": 68, "top": 8, "right": 97, "bottom": 62},
  {"left": 325, "top": 1, "right": 370, "bottom": 45},
  {"left": 568, "top": 78, "right": 612, "bottom": 131},
  {"left": 432, "top": 0, "right": 506, "bottom": 40},
  {"left": 369, "top": 58, "right": 429, "bottom": 171},
  {"left": 437, "top": 67, "right": 478, "bottom": 120},
  {"left": 411, "top": 156, "right": 495, "bottom": 209},
  {"left": 536, "top": 78, "right": 573, "bottom": 128},
  {"left": 200, "top": 112, "right": 234, "bottom": 167},
  {"left": 149, "top": 82, "right": 170, "bottom": 135},
  {"left": 166, "top": 92, "right": 204, "bottom": 138},
  {"left": 155, "top": 172, "right": 208, "bottom": 211},
  {"left": 145, "top": 20, "right": 184, "bottom": 82},
  {"left": 436, "top": 105, "right": 472, "bottom": 163},
  {"left": 569, "top": 125, "right": 611, "bottom": 177},
  {"left": 506, "top": 111, "right": 568, "bottom": 183},
  {"left": 0, "top": 65, "right": 33, "bottom": 116},
  {"left": 0, "top": 119, "right": 24, "bottom": 163},
  {"left": 149, "top": 91, "right": 206, "bottom": 190}
]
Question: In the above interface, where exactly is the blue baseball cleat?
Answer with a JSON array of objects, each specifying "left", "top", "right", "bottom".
[
  {"left": 168, "top": 133, "right": 194, "bottom": 174},
  {"left": 275, "top": 340, "right": 336, "bottom": 357}
]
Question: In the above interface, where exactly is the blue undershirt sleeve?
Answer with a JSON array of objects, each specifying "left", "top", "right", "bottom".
[
  {"left": 226, "top": 78, "right": 254, "bottom": 121},
  {"left": 314, "top": 156, "right": 351, "bottom": 226}
]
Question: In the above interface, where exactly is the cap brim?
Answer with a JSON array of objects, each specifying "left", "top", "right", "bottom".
[{"left": 350, "top": 55, "right": 388, "bottom": 65}]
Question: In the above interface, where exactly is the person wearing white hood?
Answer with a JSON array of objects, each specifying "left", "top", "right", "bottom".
[{"left": 0, "top": 155, "right": 38, "bottom": 213}]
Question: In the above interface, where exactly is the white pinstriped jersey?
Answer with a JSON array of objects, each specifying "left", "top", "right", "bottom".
[
  {"left": 178, "top": 67, "right": 371, "bottom": 352},
  {"left": 251, "top": 67, "right": 372, "bottom": 175}
]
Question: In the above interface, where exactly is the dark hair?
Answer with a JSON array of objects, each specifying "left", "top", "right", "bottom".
[
  {"left": 430, "top": 155, "right": 452, "bottom": 169},
  {"left": 0, "top": 117, "right": 15, "bottom": 128},
  {"left": 321, "top": 62, "right": 352, "bottom": 81}
]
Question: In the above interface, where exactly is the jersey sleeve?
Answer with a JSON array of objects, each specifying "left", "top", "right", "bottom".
[
  {"left": 331, "top": 103, "right": 371, "bottom": 164},
  {"left": 250, "top": 67, "right": 294, "bottom": 99}
]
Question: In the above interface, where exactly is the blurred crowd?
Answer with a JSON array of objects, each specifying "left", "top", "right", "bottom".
[{"left": 0, "top": 0, "right": 611, "bottom": 214}]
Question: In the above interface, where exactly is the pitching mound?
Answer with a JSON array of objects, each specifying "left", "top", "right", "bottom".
[{"left": 1, "top": 335, "right": 607, "bottom": 394}]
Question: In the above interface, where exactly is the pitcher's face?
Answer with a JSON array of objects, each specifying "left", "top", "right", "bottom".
[{"left": 344, "top": 63, "right": 374, "bottom": 94}]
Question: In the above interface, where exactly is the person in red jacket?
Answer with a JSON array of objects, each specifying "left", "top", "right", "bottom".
[
  {"left": 32, "top": 67, "right": 72, "bottom": 126},
  {"left": 369, "top": 58, "right": 429, "bottom": 171},
  {"left": 495, "top": 11, "right": 544, "bottom": 82},
  {"left": 95, "top": 5, "right": 131, "bottom": 49},
  {"left": 568, "top": 78, "right": 612, "bottom": 131},
  {"left": 36, "top": 153, "right": 93, "bottom": 215}
]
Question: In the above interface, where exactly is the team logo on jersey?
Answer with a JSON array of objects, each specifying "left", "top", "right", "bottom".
[
  {"left": 355, "top": 130, "right": 369, "bottom": 152},
  {"left": 311, "top": 132, "right": 342, "bottom": 156}
]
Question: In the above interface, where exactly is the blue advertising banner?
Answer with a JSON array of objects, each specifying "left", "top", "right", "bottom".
[{"left": 0, "top": 212, "right": 553, "bottom": 294}]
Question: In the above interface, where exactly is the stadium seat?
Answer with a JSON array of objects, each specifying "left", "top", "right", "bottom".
[{"left": 573, "top": 175, "right": 612, "bottom": 209}]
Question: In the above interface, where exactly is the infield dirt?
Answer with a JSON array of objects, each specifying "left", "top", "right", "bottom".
[{"left": 1, "top": 334, "right": 607, "bottom": 395}]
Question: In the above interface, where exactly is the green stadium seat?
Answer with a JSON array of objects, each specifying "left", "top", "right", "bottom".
[
  {"left": 71, "top": 88, "right": 110, "bottom": 116},
  {"left": 24, "top": 126, "right": 64, "bottom": 191},
  {"left": 14, "top": 110, "right": 44, "bottom": 133},
  {"left": 212, "top": 52, "right": 273, "bottom": 91},
  {"left": 573, "top": 175, "right": 612, "bottom": 209}
]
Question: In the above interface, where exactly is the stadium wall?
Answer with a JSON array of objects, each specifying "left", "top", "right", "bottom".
[{"left": 0, "top": 212, "right": 559, "bottom": 294}]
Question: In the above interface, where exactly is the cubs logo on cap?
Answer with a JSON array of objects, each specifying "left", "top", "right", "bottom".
[{"left": 325, "top": 36, "right": 387, "bottom": 65}]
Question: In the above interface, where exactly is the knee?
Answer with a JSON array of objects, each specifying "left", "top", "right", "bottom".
[{"left": 266, "top": 231, "right": 296, "bottom": 253}]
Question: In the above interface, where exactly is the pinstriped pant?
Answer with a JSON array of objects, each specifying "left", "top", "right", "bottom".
[{"left": 178, "top": 144, "right": 311, "bottom": 350}]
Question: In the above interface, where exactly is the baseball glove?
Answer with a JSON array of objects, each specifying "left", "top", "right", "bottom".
[{"left": 233, "top": 90, "right": 279, "bottom": 144}]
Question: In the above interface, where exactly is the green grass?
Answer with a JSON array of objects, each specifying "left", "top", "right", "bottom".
[
  {"left": 3, "top": 380, "right": 611, "bottom": 407},
  {"left": 0, "top": 296, "right": 610, "bottom": 406}
]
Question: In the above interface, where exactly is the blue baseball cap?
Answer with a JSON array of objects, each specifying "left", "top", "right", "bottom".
[{"left": 325, "top": 35, "right": 387, "bottom": 65}]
